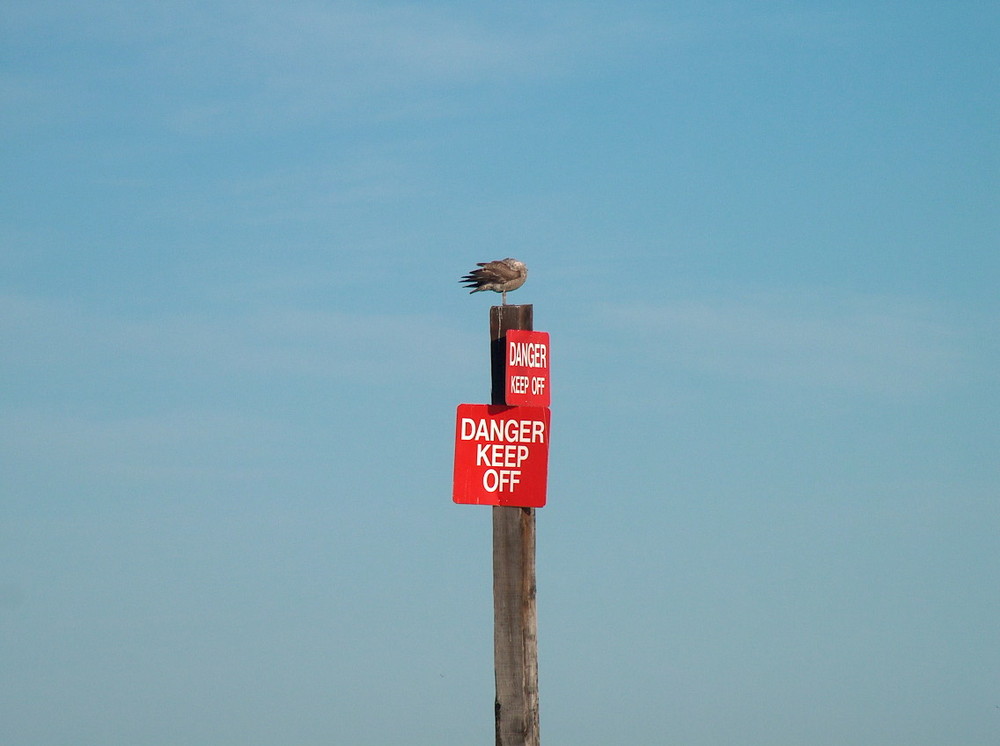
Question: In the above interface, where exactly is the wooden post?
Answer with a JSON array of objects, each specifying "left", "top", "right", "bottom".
[{"left": 490, "top": 304, "right": 540, "bottom": 746}]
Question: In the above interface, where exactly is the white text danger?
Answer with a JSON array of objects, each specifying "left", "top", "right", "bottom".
[{"left": 508, "top": 341, "right": 547, "bottom": 368}]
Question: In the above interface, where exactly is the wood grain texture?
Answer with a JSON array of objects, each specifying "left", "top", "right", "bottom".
[{"left": 490, "top": 304, "right": 540, "bottom": 746}]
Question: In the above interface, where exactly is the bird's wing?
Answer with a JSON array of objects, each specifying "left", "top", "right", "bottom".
[{"left": 479, "top": 260, "right": 522, "bottom": 282}]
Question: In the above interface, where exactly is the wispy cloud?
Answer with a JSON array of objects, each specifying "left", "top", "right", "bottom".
[
  {"left": 1, "top": 289, "right": 477, "bottom": 486},
  {"left": 3, "top": 1, "right": 865, "bottom": 137},
  {"left": 2, "top": 408, "right": 282, "bottom": 485},
  {"left": 0, "top": 291, "right": 477, "bottom": 387},
  {"left": 603, "top": 288, "right": 968, "bottom": 396},
  {"left": 3, "top": 1, "right": 653, "bottom": 134}
]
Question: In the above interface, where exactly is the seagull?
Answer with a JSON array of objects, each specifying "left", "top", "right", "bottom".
[{"left": 460, "top": 258, "right": 528, "bottom": 305}]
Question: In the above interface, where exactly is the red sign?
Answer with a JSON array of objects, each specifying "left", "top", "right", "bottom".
[
  {"left": 505, "top": 330, "right": 550, "bottom": 407},
  {"left": 453, "top": 404, "right": 551, "bottom": 507}
]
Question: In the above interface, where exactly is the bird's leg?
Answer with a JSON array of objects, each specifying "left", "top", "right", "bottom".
[{"left": 502, "top": 290, "right": 507, "bottom": 305}]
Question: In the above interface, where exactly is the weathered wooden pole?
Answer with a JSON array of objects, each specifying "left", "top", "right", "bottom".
[{"left": 489, "top": 304, "right": 540, "bottom": 746}]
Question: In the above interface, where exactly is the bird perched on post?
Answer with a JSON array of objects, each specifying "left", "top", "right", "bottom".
[{"left": 460, "top": 258, "right": 528, "bottom": 305}]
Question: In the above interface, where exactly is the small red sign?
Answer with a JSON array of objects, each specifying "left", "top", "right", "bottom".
[
  {"left": 453, "top": 404, "right": 551, "bottom": 507},
  {"left": 505, "top": 330, "right": 550, "bottom": 407}
]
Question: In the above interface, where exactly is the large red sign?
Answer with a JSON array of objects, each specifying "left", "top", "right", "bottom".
[
  {"left": 505, "top": 330, "right": 550, "bottom": 407},
  {"left": 453, "top": 404, "right": 551, "bottom": 507}
]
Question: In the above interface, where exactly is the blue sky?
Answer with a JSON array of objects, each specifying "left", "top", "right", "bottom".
[{"left": 2, "top": 1, "right": 998, "bottom": 744}]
